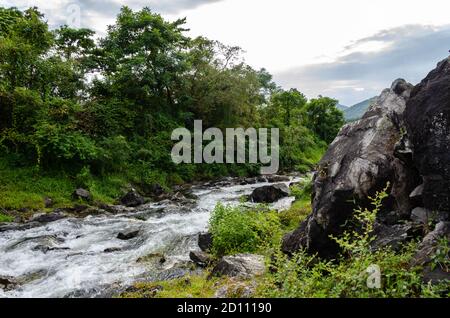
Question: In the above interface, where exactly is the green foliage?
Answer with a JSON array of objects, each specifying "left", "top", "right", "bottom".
[
  {"left": 0, "top": 213, "right": 13, "bottom": 222},
  {"left": 256, "top": 185, "right": 448, "bottom": 298},
  {"left": 330, "top": 183, "right": 389, "bottom": 257},
  {"left": 209, "top": 203, "right": 282, "bottom": 256},
  {"left": 305, "top": 97, "right": 345, "bottom": 144},
  {"left": 0, "top": 5, "right": 342, "bottom": 210}
]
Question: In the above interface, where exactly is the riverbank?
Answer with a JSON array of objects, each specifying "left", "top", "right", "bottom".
[{"left": 0, "top": 174, "right": 304, "bottom": 297}]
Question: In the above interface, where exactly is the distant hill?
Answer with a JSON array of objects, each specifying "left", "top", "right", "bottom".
[
  {"left": 343, "top": 97, "right": 377, "bottom": 121},
  {"left": 336, "top": 104, "right": 348, "bottom": 112}
]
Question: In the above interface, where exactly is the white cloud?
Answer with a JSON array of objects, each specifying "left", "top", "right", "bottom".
[{"left": 2, "top": 0, "right": 449, "bottom": 104}]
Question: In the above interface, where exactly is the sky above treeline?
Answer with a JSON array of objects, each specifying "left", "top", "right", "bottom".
[{"left": 2, "top": 0, "right": 450, "bottom": 105}]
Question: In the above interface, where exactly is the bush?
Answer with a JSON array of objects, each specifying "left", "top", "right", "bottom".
[
  {"left": 209, "top": 203, "right": 282, "bottom": 256},
  {"left": 256, "top": 185, "right": 449, "bottom": 298}
]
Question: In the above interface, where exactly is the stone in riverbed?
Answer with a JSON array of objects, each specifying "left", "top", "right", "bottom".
[
  {"left": 250, "top": 183, "right": 290, "bottom": 203},
  {"left": 189, "top": 251, "right": 213, "bottom": 267},
  {"left": 211, "top": 254, "right": 265, "bottom": 279},
  {"left": 117, "top": 230, "right": 140, "bottom": 240},
  {"left": 104, "top": 247, "right": 123, "bottom": 253},
  {"left": 120, "top": 189, "right": 145, "bottom": 207},
  {"left": 198, "top": 232, "right": 213, "bottom": 252},
  {"left": 266, "top": 175, "right": 290, "bottom": 183}
]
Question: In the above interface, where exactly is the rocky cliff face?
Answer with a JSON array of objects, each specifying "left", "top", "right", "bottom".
[
  {"left": 405, "top": 57, "right": 450, "bottom": 213},
  {"left": 282, "top": 57, "right": 450, "bottom": 275}
]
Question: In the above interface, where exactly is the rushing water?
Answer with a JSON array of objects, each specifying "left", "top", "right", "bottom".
[{"left": 0, "top": 177, "right": 300, "bottom": 298}]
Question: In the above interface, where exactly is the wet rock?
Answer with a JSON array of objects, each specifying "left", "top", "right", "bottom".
[
  {"left": 136, "top": 253, "right": 166, "bottom": 264},
  {"left": 405, "top": 57, "right": 450, "bottom": 214},
  {"left": 0, "top": 221, "right": 42, "bottom": 233},
  {"left": 198, "top": 232, "right": 213, "bottom": 252},
  {"left": 189, "top": 251, "right": 213, "bottom": 267},
  {"left": 250, "top": 183, "right": 290, "bottom": 203},
  {"left": 120, "top": 189, "right": 145, "bottom": 207},
  {"left": 72, "top": 188, "right": 92, "bottom": 202},
  {"left": 211, "top": 254, "right": 265, "bottom": 279},
  {"left": 7, "top": 235, "right": 65, "bottom": 252},
  {"left": 266, "top": 175, "right": 290, "bottom": 183},
  {"left": 117, "top": 230, "right": 140, "bottom": 240},
  {"left": 256, "top": 176, "right": 268, "bottom": 183},
  {"left": 104, "top": 247, "right": 123, "bottom": 253},
  {"left": 0, "top": 276, "right": 17, "bottom": 291},
  {"left": 31, "top": 212, "right": 66, "bottom": 224},
  {"left": 282, "top": 79, "right": 418, "bottom": 258},
  {"left": 32, "top": 245, "right": 70, "bottom": 253},
  {"left": 245, "top": 178, "right": 257, "bottom": 185}
]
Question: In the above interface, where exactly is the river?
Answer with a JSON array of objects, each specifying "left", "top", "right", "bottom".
[{"left": 0, "top": 176, "right": 301, "bottom": 298}]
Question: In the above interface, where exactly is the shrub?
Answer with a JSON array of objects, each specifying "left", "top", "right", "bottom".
[
  {"left": 257, "top": 184, "right": 449, "bottom": 298},
  {"left": 209, "top": 203, "right": 282, "bottom": 256}
]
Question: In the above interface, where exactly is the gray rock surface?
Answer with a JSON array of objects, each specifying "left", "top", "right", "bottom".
[{"left": 211, "top": 254, "right": 265, "bottom": 279}]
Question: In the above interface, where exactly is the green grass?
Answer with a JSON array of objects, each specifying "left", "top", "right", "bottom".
[
  {"left": 0, "top": 157, "right": 126, "bottom": 210},
  {"left": 0, "top": 213, "right": 14, "bottom": 222},
  {"left": 120, "top": 274, "right": 226, "bottom": 298},
  {"left": 279, "top": 199, "right": 311, "bottom": 231}
]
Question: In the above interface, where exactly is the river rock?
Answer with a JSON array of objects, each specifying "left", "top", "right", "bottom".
[
  {"left": 104, "top": 247, "right": 122, "bottom": 253},
  {"left": 31, "top": 212, "right": 66, "bottom": 224},
  {"left": 189, "top": 251, "right": 213, "bottom": 267},
  {"left": 117, "top": 230, "right": 140, "bottom": 240},
  {"left": 405, "top": 57, "right": 450, "bottom": 215},
  {"left": 211, "top": 254, "right": 265, "bottom": 278},
  {"left": 72, "top": 188, "right": 92, "bottom": 202},
  {"left": 250, "top": 183, "right": 290, "bottom": 203},
  {"left": 120, "top": 189, "right": 145, "bottom": 207},
  {"left": 0, "top": 276, "right": 17, "bottom": 291},
  {"left": 266, "top": 175, "right": 290, "bottom": 183},
  {"left": 282, "top": 79, "right": 419, "bottom": 258},
  {"left": 198, "top": 232, "right": 213, "bottom": 252}
]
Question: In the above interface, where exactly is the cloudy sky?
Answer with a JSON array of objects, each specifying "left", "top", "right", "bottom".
[{"left": 3, "top": 0, "right": 450, "bottom": 105}]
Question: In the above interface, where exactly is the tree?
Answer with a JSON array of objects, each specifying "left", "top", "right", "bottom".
[{"left": 305, "top": 96, "right": 345, "bottom": 143}]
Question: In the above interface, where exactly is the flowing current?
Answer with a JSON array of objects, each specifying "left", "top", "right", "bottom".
[{"left": 0, "top": 177, "right": 300, "bottom": 298}]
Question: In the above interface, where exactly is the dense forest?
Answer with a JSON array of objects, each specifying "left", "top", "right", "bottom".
[{"left": 0, "top": 6, "right": 344, "bottom": 210}]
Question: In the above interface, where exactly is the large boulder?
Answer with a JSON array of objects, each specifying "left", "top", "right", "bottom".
[
  {"left": 120, "top": 189, "right": 145, "bottom": 207},
  {"left": 211, "top": 254, "right": 265, "bottom": 279},
  {"left": 405, "top": 57, "right": 450, "bottom": 215},
  {"left": 282, "top": 79, "right": 420, "bottom": 257},
  {"left": 251, "top": 183, "right": 290, "bottom": 203}
]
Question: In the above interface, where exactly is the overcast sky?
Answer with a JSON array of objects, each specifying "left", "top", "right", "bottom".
[{"left": 3, "top": 0, "right": 450, "bottom": 105}]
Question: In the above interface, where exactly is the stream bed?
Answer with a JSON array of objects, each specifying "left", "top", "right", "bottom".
[{"left": 0, "top": 176, "right": 301, "bottom": 298}]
